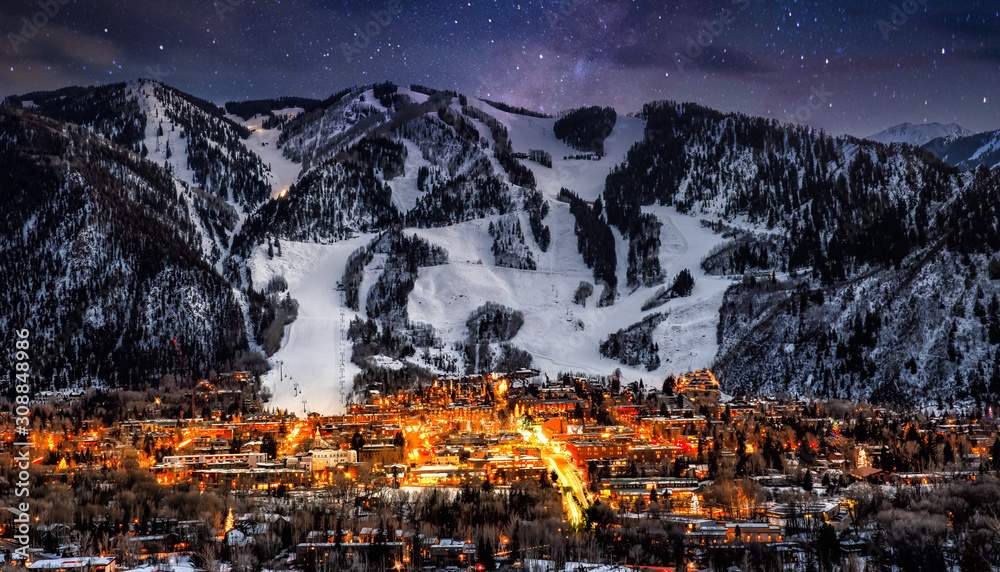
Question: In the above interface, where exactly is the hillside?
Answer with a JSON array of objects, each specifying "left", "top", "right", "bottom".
[
  {"left": 595, "top": 101, "right": 999, "bottom": 406},
  {"left": 4, "top": 80, "right": 999, "bottom": 412},
  {"left": 0, "top": 107, "right": 253, "bottom": 389},
  {"left": 4, "top": 80, "right": 285, "bottom": 264},
  {"left": 923, "top": 129, "right": 1000, "bottom": 171},
  {"left": 866, "top": 122, "right": 973, "bottom": 147}
]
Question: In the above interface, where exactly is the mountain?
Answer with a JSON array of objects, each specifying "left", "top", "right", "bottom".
[
  {"left": 4, "top": 80, "right": 1000, "bottom": 412},
  {"left": 1, "top": 79, "right": 304, "bottom": 390},
  {"left": 4, "top": 80, "right": 282, "bottom": 266},
  {"left": 864, "top": 121, "right": 1000, "bottom": 172},
  {"left": 866, "top": 122, "right": 974, "bottom": 147},
  {"left": 0, "top": 107, "right": 253, "bottom": 389},
  {"left": 597, "top": 101, "right": 1000, "bottom": 407},
  {"left": 921, "top": 129, "right": 1000, "bottom": 171}
]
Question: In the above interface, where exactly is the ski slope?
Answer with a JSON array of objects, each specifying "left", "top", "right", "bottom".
[
  {"left": 643, "top": 205, "right": 734, "bottom": 374},
  {"left": 407, "top": 204, "right": 732, "bottom": 384},
  {"left": 403, "top": 103, "right": 735, "bottom": 384},
  {"left": 248, "top": 235, "right": 373, "bottom": 415},
  {"left": 466, "top": 99, "right": 646, "bottom": 201},
  {"left": 241, "top": 108, "right": 305, "bottom": 198},
  {"left": 245, "top": 96, "right": 738, "bottom": 409}
]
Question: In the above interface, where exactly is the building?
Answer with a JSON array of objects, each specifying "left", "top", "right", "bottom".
[
  {"left": 726, "top": 522, "right": 783, "bottom": 544},
  {"left": 297, "top": 542, "right": 404, "bottom": 568},
  {"left": 564, "top": 438, "right": 628, "bottom": 464},
  {"left": 675, "top": 370, "right": 722, "bottom": 406},
  {"left": 161, "top": 452, "right": 266, "bottom": 469},
  {"left": 629, "top": 445, "right": 683, "bottom": 464},
  {"left": 309, "top": 448, "right": 358, "bottom": 471},
  {"left": 197, "top": 467, "right": 307, "bottom": 490},
  {"left": 426, "top": 538, "right": 477, "bottom": 568},
  {"left": 683, "top": 521, "right": 783, "bottom": 546},
  {"left": 359, "top": 443, "right": 403, "bottom": 467},
  {"left": 640, "top": 415, "right": 709, "bottom": 439}
]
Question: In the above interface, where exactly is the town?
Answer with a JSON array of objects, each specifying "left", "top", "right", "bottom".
[{"left": 2, "top": 368, "right": 999, "bottom": 572}]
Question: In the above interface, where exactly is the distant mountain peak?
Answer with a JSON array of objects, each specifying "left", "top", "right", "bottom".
[
  {"left": 866, "top": 122, "right": 974, "bottom": 146},
  {"left": 921, "top": 127, "right": 1000, "bottom": 171}
]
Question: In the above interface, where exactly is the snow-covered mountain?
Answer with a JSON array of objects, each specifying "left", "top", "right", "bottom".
[
  {"left": 922, "top": 128, "right": 1000, "bottom": 171},
  {"left": 4, "top": 80, "right": 1000, "bottom": 413},
  {"left": 864, "top": 121, "right": 1000, "bottom": 172},
  {"left": 866, "top": 122, "right": 974, "bottom": 146},
  {"left": 0, "top": 106, "right": 250, "bottom": 388},
  {"left": 3, "top": 80, "right": 282, "bottom": 267}
]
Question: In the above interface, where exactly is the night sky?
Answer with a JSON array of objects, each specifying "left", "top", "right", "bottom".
[{"left": 1, "top": 0, "right": 998, "bottom": 136}]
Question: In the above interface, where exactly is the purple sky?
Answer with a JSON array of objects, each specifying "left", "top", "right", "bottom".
[{"left": 1, "top": 0, "right": 998, "bottom": 136}]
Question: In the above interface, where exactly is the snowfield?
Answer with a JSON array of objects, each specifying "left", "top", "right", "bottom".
[
  {"left": 248, "top": 235, "right": 373, "bottom": 415},
  {"left": 388, "top": 137, "right": 435, "bottom": 212},
  {"left": 403, "top": 102, "right": 734, "bottom": 388},
  {"left": 465, "top": 99, "right": 646, "bottom": 201},
  {"left": 244, "top": 96, "right": 739, "bottom": 413},
  {"left": 407, "top": 204, "right": 733, "bottom": 386},
  {"left": 644, "top": 205, "right": 735, "bottom": 374},
  {"left": 240, "top": 108, "right": 305, "bottom": 198}
]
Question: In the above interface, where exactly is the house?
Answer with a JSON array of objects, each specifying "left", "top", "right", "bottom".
[
  {"left": 309, "top": 448, "right": 358, "bottom": 471},
  {"left": 675, "top": 370, "right": 722, "bottom": 406},
  {"left": 564, "top": 438, "right": 628, "bottom": 464},
  {"left": 726, "top": 522, "right": 783, "bottom": 544},
  {"left": 358, "top": 443, "right": 403, "bottom": 467},
  {"left": 426, "top": 539, "right": 476, "bottom": 568}
]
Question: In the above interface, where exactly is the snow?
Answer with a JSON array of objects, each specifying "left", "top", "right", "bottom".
[
  {"left": 407, "top": 205, "right": 734, "bottom": 383},
  {"left": 132, "top": 82, "right": 218, "bottom": 262},
  {"left": 242, "top": 94, "right": 740, "bottom": 403},
  {"left": 968, "top": 132, "right": 1000, "bottom": 163},
  {"left": 248, "top": 235, "right": 374, "bottom": 416},
  {"left": 399, "top": 87, "right": 429, "bottom": 104},
  {"left": 465, "top": 98, "right": 646, "bottom": 201},
  {"left": 866, "top": 122, "right": 974, "bottom": 146},
  {"left": 643, "top": 205, "right": 736, "bottom": 374},
  {"left": 122, "top": 555, "right": 199, "bottom": 572},
  {"left": 397, "top": 485, "right": 460, "bottom": 497},
  {"left": 238, "top": 110, "right": 304, "bottom": 198},
  {"left": 387, "top": 137, "right": 435, "bottom": 212},
  {"left": 134, "top": 82, "right": 200, "bottom": 192}
]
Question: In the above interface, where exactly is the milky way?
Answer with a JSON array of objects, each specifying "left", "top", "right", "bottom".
[{"left": 1, "top": 0, "right": 998, "bottom": 136}]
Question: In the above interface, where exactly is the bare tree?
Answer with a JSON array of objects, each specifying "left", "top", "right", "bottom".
[{"left": 197, "top": 543, "right": 219, "bottom": 572}]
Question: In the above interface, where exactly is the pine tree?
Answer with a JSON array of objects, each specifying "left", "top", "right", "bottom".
[
  {"left": 670, "top": 268, "right": 695, "bottom": 297},
  {"left": 989, "top": 349, "right": 1000, "bottom": 396},
  {"left": 947, "top": 321, "right": 959, "bottom": 362},
  {"left": 989, "top": 295, "right": 1000, "bottom": 344}
]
